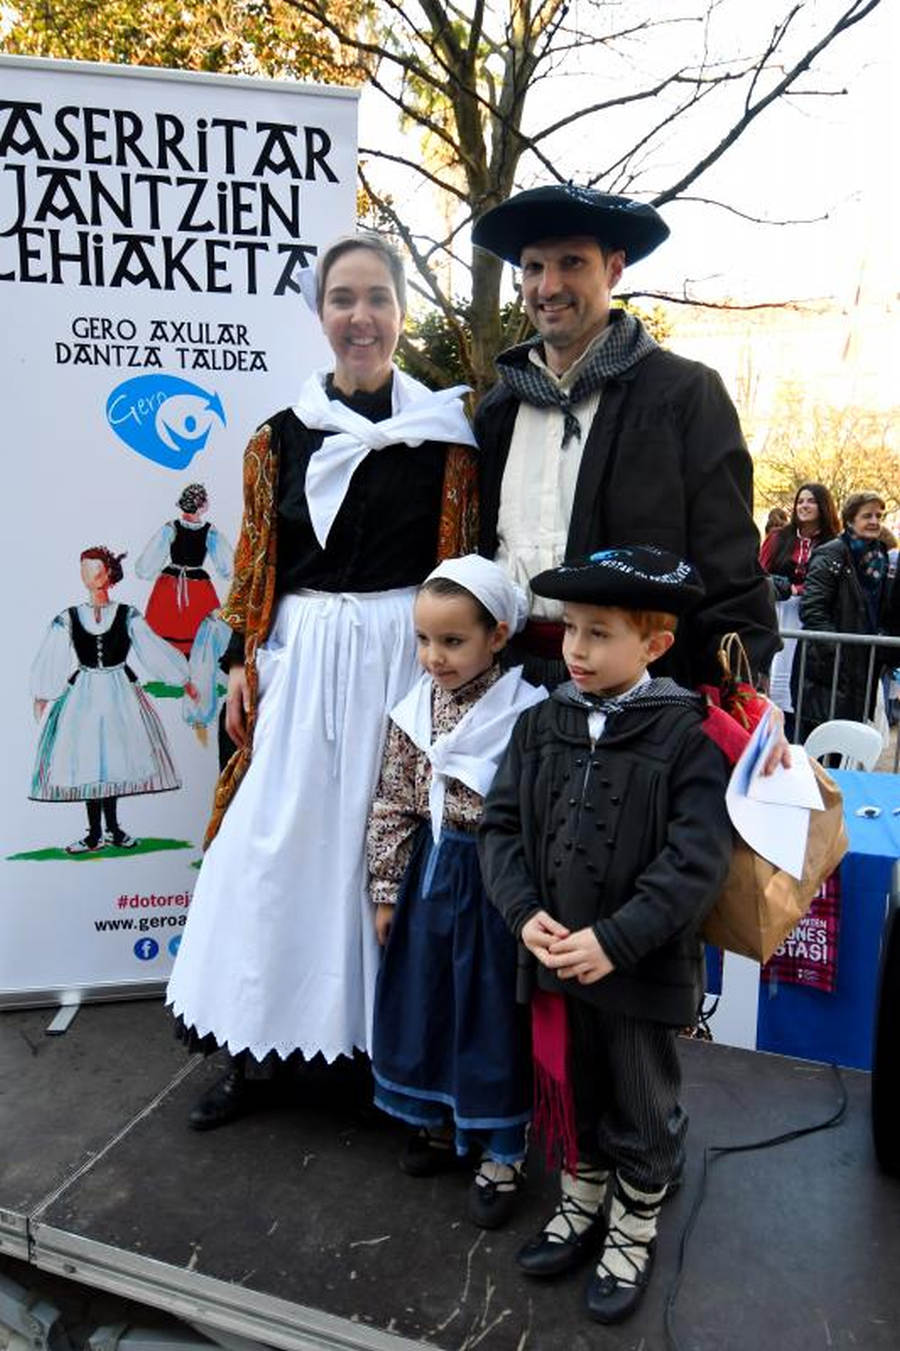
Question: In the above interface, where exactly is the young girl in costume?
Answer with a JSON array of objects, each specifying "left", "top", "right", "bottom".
[
  {"left": 367, "top": 554, "right": 546, "bottom": 1228},
  {"left": 136, "top": 484, "right": 233, "bottom": 655},
  {"left": 30, "top": 547, "right": 189, "bottom": 853}
]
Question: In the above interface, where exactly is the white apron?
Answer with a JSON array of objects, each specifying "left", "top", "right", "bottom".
[{"left": 166, "top": 587, "right": 419, "bottom": 1063}]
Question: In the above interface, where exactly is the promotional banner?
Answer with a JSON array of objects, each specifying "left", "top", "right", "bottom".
[{"left": 0, "top": 57, "right": 358, "bottom": 1004}]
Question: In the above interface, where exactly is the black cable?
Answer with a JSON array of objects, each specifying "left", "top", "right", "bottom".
[{"left": 663, "top": 1062, "right": 848, "bottom": 1351}]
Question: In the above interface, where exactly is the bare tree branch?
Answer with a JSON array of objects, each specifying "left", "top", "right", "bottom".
[
  {"left": 303, "top": 0, "right": 883, "bottom": 391},
  {"left": 359, "top": 163, "right": 465, "bottom": 327},
  {"left": 527, "top": 69, "right": 696, "bottom": 146},
  {"left": 653, "top": 0, "right": 883, "bottom": 207},
  {"left": 358, "top": 147, "right": 469, "bottom": 202},
  {"left": 619, "top": 290, "right": 820, "bottom": 311},
  {"left": 670, "top": 196, "right": 830, "bottom": 226}
]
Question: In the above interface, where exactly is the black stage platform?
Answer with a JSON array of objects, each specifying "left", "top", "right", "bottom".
[{"left": 2, "top": 1000, "right": 899, "bottom": 1351}]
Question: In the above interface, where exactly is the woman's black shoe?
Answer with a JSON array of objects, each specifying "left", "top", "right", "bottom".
[{"left": 188, "top": 1066, "right": 249, "bottom": 1131}]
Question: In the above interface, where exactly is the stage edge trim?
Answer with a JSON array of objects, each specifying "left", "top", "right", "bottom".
[
  {"left": 30, "top": 1225, "right": 426, "bottom": 1351},
  {"left": 0, "top": 1210, "right": 29, "bottom": 1261}
]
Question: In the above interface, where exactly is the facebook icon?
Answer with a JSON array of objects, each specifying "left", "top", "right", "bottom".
[{"left": 134, "top": 938, "right": 159, "bottom": 961}]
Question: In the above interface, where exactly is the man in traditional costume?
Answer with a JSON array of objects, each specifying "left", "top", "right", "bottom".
[{"left": 471, "top": 184, "right": 779, "bottom": 688}]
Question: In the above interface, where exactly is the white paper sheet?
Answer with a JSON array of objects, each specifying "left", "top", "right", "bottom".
[{"left": 725, "top": 708, "right": 823, "bottom": 880}]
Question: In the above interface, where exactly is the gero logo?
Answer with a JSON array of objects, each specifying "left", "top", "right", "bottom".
[{"left": 106, "top": 374, "right": 227, "bottom": 470}]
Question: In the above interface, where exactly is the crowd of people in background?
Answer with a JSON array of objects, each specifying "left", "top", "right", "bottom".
[{"left": 759, "top": 483, "right": 900, "bottom": 741}]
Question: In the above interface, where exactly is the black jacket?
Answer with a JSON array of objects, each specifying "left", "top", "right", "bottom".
[
  {"left": 799, "top": 536, "right": 900, "bottom": 731},
  {"left": 478, "top": 680, "right": 732, "bottom": 1026},
  {"left": 474, "top": 346, "right": 779, "bottom": 688}
]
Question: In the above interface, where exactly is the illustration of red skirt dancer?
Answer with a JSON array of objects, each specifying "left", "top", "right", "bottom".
[{"left": 136, "top": 484, "right": 233, "bottom": 655}]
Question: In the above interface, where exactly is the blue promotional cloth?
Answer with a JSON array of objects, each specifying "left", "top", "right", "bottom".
[
  {"left": 756, "top": 769, "right": 900, "bottom": 1069},
  {"left": 831, "top": 770, "right": 900, "bottom": 858}
]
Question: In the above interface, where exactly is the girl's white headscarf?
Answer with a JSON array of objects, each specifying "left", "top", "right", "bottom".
[
  {"left": 424, "top": 555, "right": 529, "bottom": 633},
  {"left": 391, "top": 556, "right": 543, "bottom": 841}
]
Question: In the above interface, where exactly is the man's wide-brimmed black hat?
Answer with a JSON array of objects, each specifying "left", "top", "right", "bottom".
[
  {"left": 530, "top": 545, "right": 704, "bottom": 614},
  {"left": 472, "top": 184, "right": 669, "bottom": 266}
]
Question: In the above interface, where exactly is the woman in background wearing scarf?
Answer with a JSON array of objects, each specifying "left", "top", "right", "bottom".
[
  {"left": 798, "top": 491, "right": 900, "bottom": 741},
  {"left": 166, "top": 234, "right": 477, "bottom": 1128}
]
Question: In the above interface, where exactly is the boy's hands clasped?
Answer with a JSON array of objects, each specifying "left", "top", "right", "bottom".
[{"left": 520, "top": 909, "right": 614, "bottom": 985}]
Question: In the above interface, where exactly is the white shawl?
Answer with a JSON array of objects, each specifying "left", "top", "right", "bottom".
[
  {"left": 294, "top": 367, "right": 477, "bottom": 548},
  {"left": 390, "top": 667, "right": 547, "bottom": 842}
]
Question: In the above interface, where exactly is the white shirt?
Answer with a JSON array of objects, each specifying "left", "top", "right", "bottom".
[
  {"left": 586, "top": 670, "right": 651, "bottom": 743},
  {"left": 496, "top": 331, "right": 610, "bottom": 621}
]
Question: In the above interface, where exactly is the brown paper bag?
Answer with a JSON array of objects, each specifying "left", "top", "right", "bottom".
[{"left": 701, "top": 759, "right": 849, "bottom": 963}]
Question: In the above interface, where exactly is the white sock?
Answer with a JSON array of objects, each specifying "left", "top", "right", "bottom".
[
  {"left": 597, "top": 1174, "right": 665, "bottom": 1286},
  {"left": 474, "top": 1158, "right": 523, "bottom": 1191},
  {"left": 543, "top": 1162, "right": 609, "bottom": 1243}
]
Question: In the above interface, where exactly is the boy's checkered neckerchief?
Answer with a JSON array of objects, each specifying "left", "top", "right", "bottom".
[
  {"left": 564, "top": 677, "right": 696, "bottom": 718},
  {"left": 495, "top": 310, "right": 657, "bottom": 447}
]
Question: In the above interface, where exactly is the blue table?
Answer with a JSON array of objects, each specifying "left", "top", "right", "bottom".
[{"left": 755, "top": 769, "right": 900, "bottom": 1069}]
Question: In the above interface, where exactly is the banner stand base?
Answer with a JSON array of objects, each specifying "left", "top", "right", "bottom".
[{"left": 46, "top": 1002, "right": 81, "bottom": 1036}]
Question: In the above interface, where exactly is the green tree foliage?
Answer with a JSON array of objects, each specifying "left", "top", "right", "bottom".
[
  {"left": 0, "top": 0, "right": 367, "bottom": 82},
  {"left": 754, "top": 382, "right": 900, "bottom": 514}
]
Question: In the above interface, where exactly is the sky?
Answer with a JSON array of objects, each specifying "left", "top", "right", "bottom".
[
  {"left": 358, "top": 0, "right": 898, "bottom": 312},
  {"left": 630, "top": 0, "right": 898, "bottom": 307}
]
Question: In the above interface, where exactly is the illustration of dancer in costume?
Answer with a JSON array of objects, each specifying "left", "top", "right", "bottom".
[
  {"left": 182, "top": 608, "right": 232, "bottom": 748},
  {"left": 136, "top": 484, "right": 233, "bottom": 655},
  {"left": 30, "top": 547, "right": 190, "bottom": 855}
]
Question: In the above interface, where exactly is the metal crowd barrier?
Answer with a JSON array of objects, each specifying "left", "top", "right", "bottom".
[{"left": 780, "top": 627, "right": 900, "bottom": 771}]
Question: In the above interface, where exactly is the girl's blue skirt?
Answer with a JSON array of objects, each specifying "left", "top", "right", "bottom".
[{"left": 372, "top": 824, "right": 530, "bottom": 1162}]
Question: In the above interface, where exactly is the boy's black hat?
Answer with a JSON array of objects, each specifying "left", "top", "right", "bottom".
[
  {"left": 530, "top": 545, "right": 704, "bottom": 613},
  {"left": 472, "top": 185, "right": 669, "bottom": 266}
]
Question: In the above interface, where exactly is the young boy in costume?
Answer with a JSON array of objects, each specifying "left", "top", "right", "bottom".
[{"left": 478, "top": 544, "right": 733, "bottom": 1322}]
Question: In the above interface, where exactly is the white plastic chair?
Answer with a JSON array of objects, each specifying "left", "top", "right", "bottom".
[{"left": 803, "top": 719, "right": 884, "bottom": 771}]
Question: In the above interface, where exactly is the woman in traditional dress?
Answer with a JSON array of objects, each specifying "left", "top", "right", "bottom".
[
  {"left": 30, "top": 547, "right": 188, "bottom": 853},
  {"left": 165, "top": 234, "right": 478, "bottom": 1129},
  {"left": 136, "top": 484, "right": 233, "bottom": 655}
]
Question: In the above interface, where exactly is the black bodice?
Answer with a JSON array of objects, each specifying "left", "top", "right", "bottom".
[
  {"left": 68, "top": 604, "right": 132, "bottom": 669},
  {"left": 169, "top": 520, "right": 211, "bottom": 569}
]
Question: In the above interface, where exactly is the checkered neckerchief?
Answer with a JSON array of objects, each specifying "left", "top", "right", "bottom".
[{"left": 495, "top": 310, "right": 657, "bottom": 447}]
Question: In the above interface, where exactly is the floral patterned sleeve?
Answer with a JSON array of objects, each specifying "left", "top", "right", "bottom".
[
  {"left": 366, "top": 719, "right": 423, "bottom": 907},
  {"left": 219, "top": 423, "right": 272, "bottom": 636}
]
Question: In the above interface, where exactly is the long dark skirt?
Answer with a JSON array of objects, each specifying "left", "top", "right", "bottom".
[{"left": 373, "top": 824, "right": 530, "bottom": 1162}]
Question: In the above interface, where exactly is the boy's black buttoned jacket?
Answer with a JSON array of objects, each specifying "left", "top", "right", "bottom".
[{"left": 478, "top": 682, "right": 732, "bottom": 1027}]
